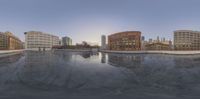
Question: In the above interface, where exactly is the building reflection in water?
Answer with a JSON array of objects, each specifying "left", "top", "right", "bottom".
[
  {"left": 174, "top": 55, "right": 200, "bottom": 68},
  {"left": 0, "top": 54, "right": 23, "bottom": 66},
  {"left": 101, "top": 52, "right": 106, "bottom": 63},
  {"left": 18, "top": 51, "right": 102, "bottom": 90},
  {"left": 107, "top": 53, "right": 145, "bottom": 68},
  {"left": 2, "top": 51, "right": 200, "bottom": 97},
  {"left": 79, "top": 52, "right": 99, "bottom": 59},
  {"left": 18, "top": 51, "right": 74, "bottom": 89},
  {"left": 53, "top": 50, "right": 73, "bottom": 61},
  {"left": 24, "top": 51, "right": 57, "bottom": 66}
]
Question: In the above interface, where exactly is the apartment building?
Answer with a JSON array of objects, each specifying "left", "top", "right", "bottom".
[
  {"left": 0, "top": 32, "right": 23, "bottom": 50},
  {"left": 174, "top": 30, "right": 200, "bottom": 50}
]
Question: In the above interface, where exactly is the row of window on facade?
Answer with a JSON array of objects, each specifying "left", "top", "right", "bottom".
[
  {"left": 107, "top": 30, "right": 200, "bottom": 51},
  {"left": 0, "top": 32, "right": 23, "bottom": 50}
]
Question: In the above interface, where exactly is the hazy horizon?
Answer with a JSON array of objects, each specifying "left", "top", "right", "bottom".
[{"left": 1, "top": 0, "right": 200, "bottom": 45}]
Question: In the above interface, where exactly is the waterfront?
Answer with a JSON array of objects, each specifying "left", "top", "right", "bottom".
[
  {"left": 102, "top": 50, "right": 200, "bottom": 55},
  {"left": 1, "top": 51, "right": 200, "bottom": 98}
]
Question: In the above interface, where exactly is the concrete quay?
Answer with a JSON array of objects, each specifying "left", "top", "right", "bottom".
[
  {"left": 101, "top": 50, "right": 200, "bottom": 55},
  {"left": 0, "top": 50, "right": 24, "bottom": 58},
  {"left": 53, "top": 49, "right": 99, "bottom": 52}
]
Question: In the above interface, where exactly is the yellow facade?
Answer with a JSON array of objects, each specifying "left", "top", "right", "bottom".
[{"left": 0, "top": 32, "right": 23, "bottom": 50}]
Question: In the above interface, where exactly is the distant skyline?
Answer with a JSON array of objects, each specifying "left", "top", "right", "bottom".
[{"left": 1, "top": 0, "right": 200, "bottom": 45}]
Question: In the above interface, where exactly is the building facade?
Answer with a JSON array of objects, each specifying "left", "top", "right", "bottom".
[
  {"left": 145, "top": 42, "right": 171, "bottom": 50},
  {"left": 24, "top": 31, "right": 59, "bottom": 50},
  {"left": 141, "top": 36, "right": 147, "bottom": 50},
  {"left": 174, "top": 30, "right": 200, "bottom": 50},
  {"left": 108, "top": 31, "right": 141, "bottom": 51},
  {"left": 144, "top": 36, "right": 172, "bottom": 50},
  {"left": 0, "top": 32, "right": 9, "bottom": 50},
  {"left": 101, "top": 35, "right": 106, "bottom": 50},
  {"left": 0, "top": 32, "right": 23, "bottom": 50},
  {"left": 62, "top": 36, "right": 72, "bottom": 46}
]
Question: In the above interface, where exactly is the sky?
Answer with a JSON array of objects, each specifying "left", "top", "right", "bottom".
[{"left": 1, "top": 0, "right": 200, "bottom": 45}]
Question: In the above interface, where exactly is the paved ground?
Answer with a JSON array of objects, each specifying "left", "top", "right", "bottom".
[{"left": 0, "top": 50, "right": 24, "bottom": 58}]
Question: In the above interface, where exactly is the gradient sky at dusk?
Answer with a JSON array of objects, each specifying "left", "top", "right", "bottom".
[{"left": 1, "top": 0, "right": 200, "bottom": 44}]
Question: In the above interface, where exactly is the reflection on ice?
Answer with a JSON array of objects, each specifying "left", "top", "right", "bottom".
[
  {"left": 0, "top": 51, "right": 200, "bottom": 98},
  {"left": 108, "top": 54, "right": 144, "bottom": 68}
]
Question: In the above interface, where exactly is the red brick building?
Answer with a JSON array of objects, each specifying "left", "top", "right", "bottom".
[{"left": 108, "top": 31, "right": 141, "bottom": 51}]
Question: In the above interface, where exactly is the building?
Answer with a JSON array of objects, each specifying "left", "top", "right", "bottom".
[
  {"left": 59, "top": 39, "right": 62, "bottom": 45},
  {"left": 148, "top": 39, "right": 152, "bottom": 43},
  {"left": 22, "top": 42, "right": 25, "bottom": 49},
  {"left": 157, "top": 36, "right": 160, "bottom": 42},
  {"left": 108, "top": 54, "right": 144, "bottom": 68},
  {"left": 145, "top": 42, "right": 171, "bottom": 50},
  {"left": 24, "top": 31, "right": 59, "bottom": 50},
  {"left": 101, "top": 35, "right": 106, "bottom": 50},
  {"left": 141, "top": 36, "right": 145, "bottom": 41},
  {"left": 141, "top": 36, "right": 147, "bottom": 50},
  {"left": 145, "top": 36, "right": 172, "bottom": 50},
  {"left": 169, "top": 40, "right": 173, "bottom": 50},
  {"left": 0, "top": 31, "right": 23, "bottom": 50},
  {"left": 174, "top": 30, "right": 200, "bottom": 50},
  {"left": 0, "top": 32, "right": 9, "bottom": 50},
  {"left": 108, "top": 31, "right": 141, "bottom": 51},
  {"left": 62, "top": 36, "right": 72, "bottom": 46}
]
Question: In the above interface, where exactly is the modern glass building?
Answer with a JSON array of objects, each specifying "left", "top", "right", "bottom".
[{"left": 62, "top": 36, "right": 72, "bottom": 46}]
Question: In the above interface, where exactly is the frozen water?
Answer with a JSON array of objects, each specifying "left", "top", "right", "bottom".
[{"left": 0, "top": 50, "right": 200, "bottom": 99}]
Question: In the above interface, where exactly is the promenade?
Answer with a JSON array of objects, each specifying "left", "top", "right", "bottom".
[
  {"left": 0, "top": 50, "right": 24, "bottom": 58},
  {"left": 53, "top": 48, "right": 99, "bottom": 52},
  {"left": 1, "top": 49, "right": 200, "bottom": 58},
  {"left": 101, "top": 50, "right": 200, "bottom": 55}
]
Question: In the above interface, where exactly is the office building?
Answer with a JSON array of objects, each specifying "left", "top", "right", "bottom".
[
  {"left": 0, "top": 32, "right": 9, "bottom": 50},
  {"left": 174, "top": 30, "right": 200, "bottom": 50},
  {"left": 149, "top": 39, "right": 153, "bottom": 43},
  {"left": 157, "top": 36, "right": 160, "bottom": 42},
  {"left": 141, "top": 36, "right": 147, "bottom": 50},
  {"left": 62, "top": 36, "right": 72, "bottom": 46},
  {"left": 59, "top": 39, "right": 62, "bottom": 45},
  {"left": 101, "top": 35, "right": 106, "bottom": 50},
  {"left": 141, "top": 36, "right": 145, "bottom": 41},
  {"left": 0, "top": 32, "right": 23, "bottom": 50},
  {"left": 108, "top": 31, "right": 141, "bottom": 51},
  {"left": 24, "top": 31, "right": 59, "bottom": 50}
]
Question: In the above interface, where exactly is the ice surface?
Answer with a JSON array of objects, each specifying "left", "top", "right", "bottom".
[{"left": 0, "top": 51, "right": 200, "bottom": 99}]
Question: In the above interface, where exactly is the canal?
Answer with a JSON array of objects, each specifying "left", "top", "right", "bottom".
[{"left": 0, "top": 50, "right": 200, "bottom": 99}]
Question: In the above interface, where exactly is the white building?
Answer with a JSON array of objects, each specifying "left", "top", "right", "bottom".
[
  {"left": 101, "top": 35, "right": 106, "bottom": 50},
  {"left": 24, "top": 31, "right": 59, "bottom": 50}
]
